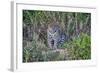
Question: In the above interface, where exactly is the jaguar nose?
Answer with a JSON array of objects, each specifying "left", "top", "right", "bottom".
[{"left": 51, "top": 40, "right": 54, "bottom": 47}]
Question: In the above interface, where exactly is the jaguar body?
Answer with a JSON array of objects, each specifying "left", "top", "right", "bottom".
[{"left": 47, "top": 24, "right": 67, "bottom": 49}]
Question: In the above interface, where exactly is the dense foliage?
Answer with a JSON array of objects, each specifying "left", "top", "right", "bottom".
[{"left": 23, "top": 10, "right": 91, "bottom": 62}]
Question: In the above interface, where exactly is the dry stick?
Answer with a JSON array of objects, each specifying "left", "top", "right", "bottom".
[
  {"left": 75, "top": 13, "right": 78, "bottom": 36},
  {"left": 84, "top": 15, "right": 90, "bottom": 33},
  {"left": 84, "top": 15, "right": 90, "bottom": 25},
  {"left": 67, "top": 14, "right": 72, "bottom": 37}
]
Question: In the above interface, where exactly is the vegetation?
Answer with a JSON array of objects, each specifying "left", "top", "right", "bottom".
[
  {"left": 60, "top": 33, "right": 91, "bottom": 60},
  {"left": 23, "top": 10, "right": 91, "bottom": 62}
]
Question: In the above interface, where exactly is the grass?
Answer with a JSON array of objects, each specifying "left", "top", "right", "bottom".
[
  {"left": 23, "top": 32, "right": 91, "bottom": 62},
  {"left": 23, "top": 10, "right": 91, "bottom": 62}
]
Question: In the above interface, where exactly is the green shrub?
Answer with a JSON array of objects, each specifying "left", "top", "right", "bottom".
[
  {"left": 23, "top": 32, "right": 91, "bottom": 62},
  {"left": 60, "top": 33, "right": 91, "bottom": 60}
]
